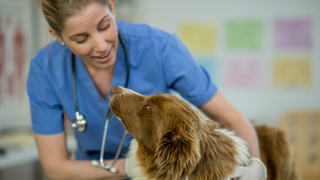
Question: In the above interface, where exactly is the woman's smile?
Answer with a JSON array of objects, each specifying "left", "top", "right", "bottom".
[
  {"left": 57, "top": 2, "right": 119, "bottom": 70},
  {"left": 93, "top": 46, "right": 113, "bottom": 62}
]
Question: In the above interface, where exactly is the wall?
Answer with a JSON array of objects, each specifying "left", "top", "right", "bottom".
[
  {"left": 1, "top": 0, "right": 319, "bottom": 128},
  {"left": 133, "top": 0, "right": 320, "bottom": 126}
]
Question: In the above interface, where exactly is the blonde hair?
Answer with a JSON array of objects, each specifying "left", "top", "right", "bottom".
[{"left": 38, "top": 0, "right": 110, "bottom": 36}]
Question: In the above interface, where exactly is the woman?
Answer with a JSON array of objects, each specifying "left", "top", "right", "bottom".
[{"left": 27, "top": 0, "right": 266, "bottom": 179}]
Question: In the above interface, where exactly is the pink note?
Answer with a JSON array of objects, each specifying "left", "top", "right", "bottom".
[
  {"left": 225, "top": 56, "right": 263, "bottom": 88},
  {"left": 274, "top": 17, "right": 313, "bottom": 49}
]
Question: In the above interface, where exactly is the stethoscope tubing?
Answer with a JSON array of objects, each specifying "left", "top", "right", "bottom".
[
  {"left": 98, "top": 109, "right": 128, "bottom": 170},
  {"left": 71, "top": 32, "right": 130, "bottom": 172}
]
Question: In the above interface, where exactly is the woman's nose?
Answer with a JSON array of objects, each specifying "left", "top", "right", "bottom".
[{"left": 93, "top": 35, "right": 108, "bottom": 52}]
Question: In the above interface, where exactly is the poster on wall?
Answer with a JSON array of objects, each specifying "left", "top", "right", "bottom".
[
  {"left": 224, "top": 56, "right": 264, "bottom": 88},
  {"left": 0, "top": 17, "right": 25, "bottom": 103},
  {"left": 274, "top": 17, "right": 313, "bottom": 50},
  {"left": 195, "top": 56, "right": 221, "bottom": 86},
  {"left": 226, "top": 18, "right": 263, "bottom": 50},
  {"left": 273, "top": 57, "right": 311, "bottom": 87},
  {"left": 179, "top": 22, "right": 216, "bottom": 54},
  {"left": 0, "top": 1, "right": 34, "bottom": 129}
]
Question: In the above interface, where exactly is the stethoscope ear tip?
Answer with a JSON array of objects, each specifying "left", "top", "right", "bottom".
[
  {"left": 91, "top": 159, "right": 100, "bottom": 166},
  {"left": 110, "top": 167, "right": 118, "bottom": 173},
  {"left": 91, "top": 160, "right": 118, "bottom": 173}
]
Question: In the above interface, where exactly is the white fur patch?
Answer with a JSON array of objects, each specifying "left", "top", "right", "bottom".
[
  {"left": 126, "top": 130, "right": 250, "bottom": 180},
  {"left": 125, "top": 139, "right": 149, "bottom": 180},
  {"left": 214, "top": 129, "right": 251, "bottom": 166}
]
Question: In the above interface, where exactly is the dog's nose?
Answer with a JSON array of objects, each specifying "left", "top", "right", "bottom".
[{"left": 111, "top": 85, "right": 123, "bottom": 95}]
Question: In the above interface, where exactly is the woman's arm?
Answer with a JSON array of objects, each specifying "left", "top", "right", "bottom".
[
  {"left": 198, "top": 90, "right": 260, "bottom": 158},
  {"left": 199, "top": 90, "right": 267, "bottom": 180},
  {"left": 34, "top": 132, "right": 128, "bottom": 180}
]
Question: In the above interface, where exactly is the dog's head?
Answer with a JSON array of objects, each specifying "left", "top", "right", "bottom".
[{"left": 110, "top": 85, "right": 202, "bottom": 178}]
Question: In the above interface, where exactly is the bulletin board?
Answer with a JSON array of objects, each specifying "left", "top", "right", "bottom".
[{"left": 135, "top": 0, "right": 320, "bottom": 126}]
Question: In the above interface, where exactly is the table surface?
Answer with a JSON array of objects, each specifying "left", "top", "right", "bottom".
[{"left": 0, "top": 133, "right": 76, "bottom": 170}]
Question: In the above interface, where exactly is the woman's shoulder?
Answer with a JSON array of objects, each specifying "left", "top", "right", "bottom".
[
  {"left": 116, "top": 20, "right": 173, "bottom": 41},
  {"left": 31, "top": 40, "right": 70, "bottom": 69}
]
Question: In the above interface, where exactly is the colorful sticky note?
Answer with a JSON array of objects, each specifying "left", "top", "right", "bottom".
[
  {"left": 273, "top": 57, "right": 311, "bottom": 87},
  {"left": 274, "top": 17, "right": 312, "bottom": 49},
  {"left": 226, "top": 19, "right": 263, "bottom": 50},
  {"left": 195, "top": 57, "right": 220, "bottom": 85},
  {"left": 179, "top": 23, "right": 215, "bottom": 53},
  {"left": 225, "top": 56, "right": 263, "bottom": 88}
]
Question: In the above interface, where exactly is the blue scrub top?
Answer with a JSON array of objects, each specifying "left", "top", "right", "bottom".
[{"left": 27, "top": 20, "right": 217, "bottom": 160}]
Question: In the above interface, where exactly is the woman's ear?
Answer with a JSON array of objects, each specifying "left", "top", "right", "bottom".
[
  {"left": 49, "top": 28, "right": 64, "bottom": 45},
  {"left": 108, "top": 0, "right": 116, "bottom": 16}
]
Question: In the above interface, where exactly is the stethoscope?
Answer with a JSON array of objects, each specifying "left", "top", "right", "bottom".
[{"left": 70, "top": 32, "right": 130, "bottom": 173}]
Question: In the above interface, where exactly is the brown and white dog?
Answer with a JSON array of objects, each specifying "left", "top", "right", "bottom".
[{"left": 109, "top": 85, "right": 300, "bottom": 180}]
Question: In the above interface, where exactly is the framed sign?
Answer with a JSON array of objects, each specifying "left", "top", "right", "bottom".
[{"left": 0, "top": 0, "right": 36, "bottom": 129}]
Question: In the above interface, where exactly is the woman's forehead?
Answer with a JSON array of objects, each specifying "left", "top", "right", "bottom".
[{"left": 63, "top": 3, "right": 110, "bottom": 34}]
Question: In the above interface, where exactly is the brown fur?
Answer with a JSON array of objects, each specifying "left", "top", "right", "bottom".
[
  {"left": 256, "top": 125, "right": 301, "bottom": 180},
  {"left": 110, "top": 86, "right": 300, "bottom": 180}
]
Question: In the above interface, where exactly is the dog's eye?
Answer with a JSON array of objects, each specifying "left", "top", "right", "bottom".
[{"left": 145, "top": 102, "right": 150, "bottom": 109}]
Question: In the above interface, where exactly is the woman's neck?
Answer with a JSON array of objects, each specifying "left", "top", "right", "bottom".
[
  {"left": 86, "top": 64, "right": 115, "bottom": 78},
  {"left": 86, "top": 64, "right": 115, "bottom": 99}
]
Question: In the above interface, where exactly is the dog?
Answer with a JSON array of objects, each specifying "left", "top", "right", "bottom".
[{"left": 109, "top": 85, "right": 301, "bottom": 180}]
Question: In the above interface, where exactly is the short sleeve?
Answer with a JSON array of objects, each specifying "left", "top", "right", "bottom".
[
  {"left": 162, "top": 34, "right": 218, "bottom": 107},
  {"left": 26, "top": 53, "right": 64, "bottom": 135}
]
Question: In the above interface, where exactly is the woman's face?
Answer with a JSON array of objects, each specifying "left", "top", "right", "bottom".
[{"left": 51, "top": 1, "right": 118, "bottom": 70}]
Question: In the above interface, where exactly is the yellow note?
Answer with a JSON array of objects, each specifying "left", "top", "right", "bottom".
[
  {"left": 273, "top": 57, "right": 311, "bottom": 87},
  {"left": 179, "top": 23, "right": 215, "bottom": 53}
]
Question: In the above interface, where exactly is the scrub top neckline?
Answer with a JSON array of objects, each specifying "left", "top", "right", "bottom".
[{"left": 73, "top": 36, "right": 127, "bottom": 105}]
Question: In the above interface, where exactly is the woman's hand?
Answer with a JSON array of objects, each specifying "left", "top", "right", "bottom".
[{"left": 229, "top": 158, "right": 267, "bottom": 180}]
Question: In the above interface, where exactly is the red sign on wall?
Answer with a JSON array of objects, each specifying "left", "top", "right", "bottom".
[{"left": 0, "top": 15, "right": 26, "bottom": 105}]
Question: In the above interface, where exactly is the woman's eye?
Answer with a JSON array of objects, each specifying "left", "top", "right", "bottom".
[
  {"left": 76, "top": 37, "right": 88, "bottom": 44},
  {"left": 99, "top": 24, "right": 110, "bottom": 31}
]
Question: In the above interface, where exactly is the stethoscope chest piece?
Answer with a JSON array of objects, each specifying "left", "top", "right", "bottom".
[{"left": 71, "top": 111, "right": 87, "bottom": 132}]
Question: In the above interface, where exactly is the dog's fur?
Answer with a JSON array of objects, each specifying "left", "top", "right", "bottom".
[{"left": 109, "top": 85, "right": 300, "bottom": 180}]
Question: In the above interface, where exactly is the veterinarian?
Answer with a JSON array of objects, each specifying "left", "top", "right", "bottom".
[{"left": 27, "top": 0, "right": 267, "bottom": 179}]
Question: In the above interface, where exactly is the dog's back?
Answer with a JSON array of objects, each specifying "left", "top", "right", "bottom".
[{"left": 256, "top": 125, "right": 301, "bottom": 180}]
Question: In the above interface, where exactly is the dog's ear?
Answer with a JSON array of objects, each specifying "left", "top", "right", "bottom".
[{"left": 154, "top": 129, "right": 201, "bottom": 179}]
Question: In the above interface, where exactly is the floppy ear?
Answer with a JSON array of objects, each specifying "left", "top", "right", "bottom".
[{"left": 154, "top": 129, "right": 201, "bottom": 179}]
